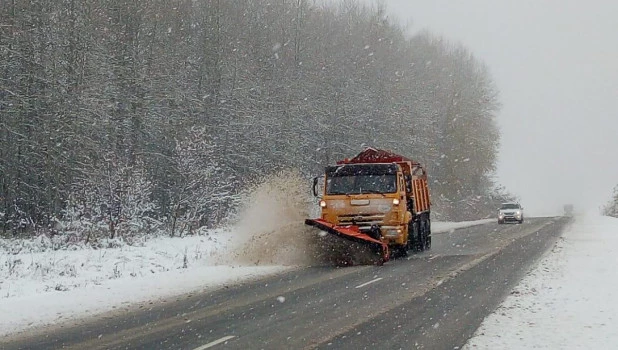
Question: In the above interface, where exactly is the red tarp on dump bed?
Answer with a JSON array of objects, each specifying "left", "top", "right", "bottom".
[{"left": 337, "top": 147, "right": 419, "bottom": 166}]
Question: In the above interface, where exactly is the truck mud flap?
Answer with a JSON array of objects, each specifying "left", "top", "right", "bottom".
[{"left": 305, "top": 218, "right": 390, "bottom": 263}]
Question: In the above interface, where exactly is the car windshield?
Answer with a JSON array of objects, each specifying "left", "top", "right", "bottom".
[
  {"left": 326, "top": 174, "right": 397, "bottom": 195},
  {"left": 500, "top": 204, "right": 521, "bottom": 210}
]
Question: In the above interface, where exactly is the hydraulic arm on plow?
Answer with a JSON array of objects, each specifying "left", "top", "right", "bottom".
[{"left": 305, "top": 148, "right": 431, "bottom": 265}]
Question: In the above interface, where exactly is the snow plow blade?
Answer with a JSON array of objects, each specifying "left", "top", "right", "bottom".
[{"left": 304, "top": 218, "right": 390, "bottom": 264}]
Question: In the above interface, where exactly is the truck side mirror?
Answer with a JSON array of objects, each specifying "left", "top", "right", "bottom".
[{"left": 312, "top": 177, "right": 319, "bottom": 197}]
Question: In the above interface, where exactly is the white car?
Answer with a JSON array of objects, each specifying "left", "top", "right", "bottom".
[{"left": 498, "top": 203, "right": 524, "bottom": 224}]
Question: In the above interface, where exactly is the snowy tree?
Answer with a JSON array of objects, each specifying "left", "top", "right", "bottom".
[
  {"left": 168, "top": 126, "right": 235, "bottom": 237},
  {"left": 602, "top": 185, "right": 618, "bottom": 218}
]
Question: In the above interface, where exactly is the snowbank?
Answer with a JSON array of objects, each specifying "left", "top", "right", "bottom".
[{"left": 0, "top": 230, "right": 289, "bottom": 337}]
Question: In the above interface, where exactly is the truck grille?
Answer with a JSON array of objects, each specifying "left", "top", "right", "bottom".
[{"left": 337, "top": 213, "right": 385, "bottom": 227}]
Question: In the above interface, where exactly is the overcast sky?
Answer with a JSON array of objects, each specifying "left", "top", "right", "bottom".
[{"left": 382, "top": 0, "right": 618, "bottom": 215}]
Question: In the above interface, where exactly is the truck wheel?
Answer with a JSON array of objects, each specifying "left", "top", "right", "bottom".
[
  {"left": 425, "top": 219, "right": 432, "bottom": 250},
  {"left": 417, "top": 221, "right": 426, "bottom": 252},
  {"left": 423, "top": 221, "right": 430, "bottom": 250},
  {"left": 410, "top": 222, "right": 420, "bottom": 252},
  {"left": 405, "top": 224, "right": 412, "bottom": 252}
]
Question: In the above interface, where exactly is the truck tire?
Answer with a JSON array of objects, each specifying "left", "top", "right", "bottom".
[
  {"left": 410, "top": 221, "right": 421, "bottom": 252},
  {"left": 425, "top": 219, "right": 432, "bottom": 250},
  {"left": 414, "top": 221, "right": 426, "bottom": 252},
  {"left": 419, "top": 221, "right": 427, "bottom": 252},
  {"left": 423, "top": 220, "right": 430, "bottom": 250},
  {"left": 405, "top": 223, "right": 413, "bottom": 252}
]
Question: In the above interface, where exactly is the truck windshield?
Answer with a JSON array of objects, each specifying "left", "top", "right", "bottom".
[{"left": 326, "top": 174, "right": 397, "bottom": 195}]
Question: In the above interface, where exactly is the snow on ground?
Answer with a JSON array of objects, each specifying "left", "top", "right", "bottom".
[
  {"left": 0, "top": 218, "right": 490, "bottom": 337},
  {"left": 0, "top": 229, "right": 289, "bottom": 337},
  {"left": 464, "top": 213, "right": 618, "bottom": 349}
]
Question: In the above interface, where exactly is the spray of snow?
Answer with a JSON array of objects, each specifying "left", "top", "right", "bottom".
[
  {"left": 220, "top": 170, "right": 322, "bottom": 266},
  {"left": 218, "top": 170, "right": 387, "bottom": 266}
]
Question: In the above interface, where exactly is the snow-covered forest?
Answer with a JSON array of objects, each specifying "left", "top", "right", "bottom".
[{"left": 0, "top": 0, "right": 509, "bottom": 240}]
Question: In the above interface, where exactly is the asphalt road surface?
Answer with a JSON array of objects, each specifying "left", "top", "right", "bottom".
[{"left": 3, "top": 217, "right": 569, "bottom": 350}]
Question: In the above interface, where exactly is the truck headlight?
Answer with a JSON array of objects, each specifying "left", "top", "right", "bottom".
[
  {"left": 392, "top": 198, "right": 400, "bottom": 205},
  {"left": 384, "top": 228, "right": 402, "bottom": 237},
  {"left": 320, "top": 200, "right": 327, "bottom": 208}
]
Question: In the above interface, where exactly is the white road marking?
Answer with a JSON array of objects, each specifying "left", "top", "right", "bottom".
[
  {"left": 355, "top": 277, "right": 383, "bottom": 288},
  {"left": 194, "top": 335, "right": 236, "bottom": 350},
  {"left": 429, "top": 254, "right": 441, "bottom": 260}
]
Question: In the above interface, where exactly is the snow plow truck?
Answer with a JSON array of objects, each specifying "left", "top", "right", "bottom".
[{"left": 305, "top": 148, "right": 431, "bottom": 265}]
